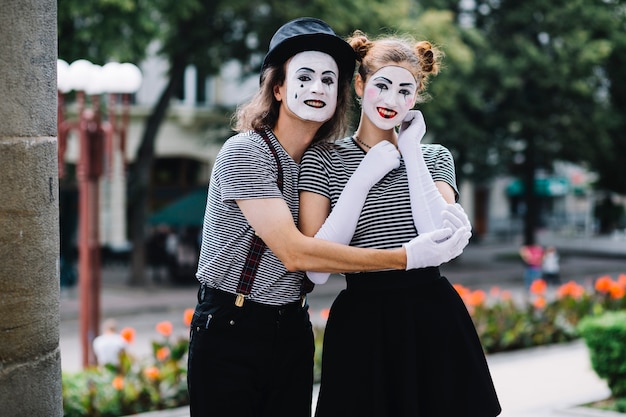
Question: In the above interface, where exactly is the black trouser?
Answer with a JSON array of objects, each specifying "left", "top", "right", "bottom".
[{"left": 187, "top": 286, "right": 314, "bottom": 417}]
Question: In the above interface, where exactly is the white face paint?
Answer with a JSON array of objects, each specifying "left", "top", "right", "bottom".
[
  {"left": 362, "top": 66, "right": 417, "bottom": 131},
  {"left": 285, "top": 51, "right": 339, "bottom": 123}
]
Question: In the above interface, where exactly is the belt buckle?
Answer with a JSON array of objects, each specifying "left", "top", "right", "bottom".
[{"left": 235, "top": 293, "right": 245, "bottom": 307}]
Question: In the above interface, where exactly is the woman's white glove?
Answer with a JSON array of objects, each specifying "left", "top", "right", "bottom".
[
  {"left": 307, "top": 141, "right": 400, "bottom": 284},
  {"left": 442, "top": 203, "right": 472, "bottom": 234},
  {"left": 403, "top": 221, "right": 471, "bottom": 270},
  {"left": 397, "top": 110, "right": 448, "bottom": 233}
]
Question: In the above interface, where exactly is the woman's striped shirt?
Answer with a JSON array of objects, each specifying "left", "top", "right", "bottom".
[
  {"left": 298, "top": 136, "right": 458, "bottom": 250},
  {"left": 195, "top": 129, "right": 305, "bottom": 306}
]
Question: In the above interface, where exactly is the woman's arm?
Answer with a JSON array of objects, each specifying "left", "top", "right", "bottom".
[
  {"left": 398, "top": 110, "right": 471, "bottom": 233},
  {"left": 298, "top": 141, "right": 399, "bottom": 283}
]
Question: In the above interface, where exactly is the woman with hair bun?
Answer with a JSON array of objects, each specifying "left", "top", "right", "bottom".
[{"left": 299, "top": 31, "right": 501, "bottom": 416}]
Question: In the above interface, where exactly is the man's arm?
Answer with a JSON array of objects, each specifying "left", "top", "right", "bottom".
[{"left": 237, "top": 197, "right": 407, "bottom": 272}]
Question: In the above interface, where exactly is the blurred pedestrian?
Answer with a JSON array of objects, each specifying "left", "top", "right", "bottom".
[
  {"left": 147, "top": 225, "right": 170, "bottom": 283},
  {"left": 542, "top": 245, "right": 561, "bottom": 285},
  {"left": 520, "top": 243, "right": 544, "bottom": 289},
  {"left": 93, "top": 319, "right": 128, "bottom": 368}
]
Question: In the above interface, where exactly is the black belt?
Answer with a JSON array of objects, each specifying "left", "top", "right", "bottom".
[{"left": 199, "top": 285, "right": 306, "bottom": 314}]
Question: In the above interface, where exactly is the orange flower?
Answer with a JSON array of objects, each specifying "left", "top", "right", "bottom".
[
  {"left": 533, "top": 296, "right": 546, "bottom": 309},
  {"left": 320, "top": 308, "right": 330, "bottom": 320},
  {"left": 112, "top": 375, "right": 124, "bottom": 390},
  {"left": 595, "top": 275, "right": 613, "bottom": 293},
  {"left": 120, "top": 327, "right": 135, "bottom": 344},
  {"left": 618, "top": 274, "right": 626, "bottom": 287},
  {"left": 529, "top": 279, "right": 547, "bottom": 295},
  {"left": 144, "top": 366, "right": 160, "bottom": 380},
  {"left": 156, "top": 346, "right": 171, "bottom": 361},
  {"left": 609, "top": 282, "right": 625, "bottom": 300},
  {"left": 557, "top": 281, "right": 585, "bottom": 299},
  {"left": 453, "top": 283, "right": 470, "bottom": 299},
  {"left": 183, "top": 309, "right": 194, "bottom": 327},
  {"left": 467, "top": 290, "right": 487, "bottom": 307},
  {"left": 156, "top": 321, "right": 173, "bottom": 337},
  {"left": 501, "top": 290, "right": 512, "bottom": 301}
]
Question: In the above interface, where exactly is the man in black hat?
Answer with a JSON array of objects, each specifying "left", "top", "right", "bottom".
[{"left": 188, "top": 17, "right": 470, "bottom": 417}]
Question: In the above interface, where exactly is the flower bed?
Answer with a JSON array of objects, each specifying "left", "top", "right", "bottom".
[
  {"left": 63, "top": 310, "right": 193, "bottom": 417},
  {"left": 62, "top": 273, "right": 626, "bottom": 416}
]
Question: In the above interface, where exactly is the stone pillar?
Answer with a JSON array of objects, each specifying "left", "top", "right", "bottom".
[{"left": 0, "top": 1, "right": 63, "bottom": 416}]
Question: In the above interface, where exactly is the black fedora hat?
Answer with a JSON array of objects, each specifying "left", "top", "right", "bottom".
[{"left": 261, "top": 17, "right": 356, "bottom": 82}]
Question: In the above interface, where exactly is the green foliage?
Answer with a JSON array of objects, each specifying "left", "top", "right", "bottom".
[
  {"left": 62, "top": 321, "right": 189, "bottom": 417},
  {"left": 455, "top": 274, "right": 626, "bottom": 354},
  {"left": 58, "top": 0, "right": 626, "bottom": 194},
  {"left": 58, "top": 0, "right": 162, "bottom": 64},
  {"left": 469, "top": 0, "right": 624, "bottom": 182},
  {"left": 579, "top": 310, "right": 626, "bottom": 398}
]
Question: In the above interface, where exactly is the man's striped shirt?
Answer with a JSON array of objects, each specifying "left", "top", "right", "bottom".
[{"left": 195, "top": 129, "right": 305, "bottom": 305}]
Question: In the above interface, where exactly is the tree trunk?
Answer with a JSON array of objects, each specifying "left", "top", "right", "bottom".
[
  {"left": 127, "top": 55, "right": 188, "bottom": 286},
  {"left": 522, "top": 136, "right": 538, "bottom": 245}
]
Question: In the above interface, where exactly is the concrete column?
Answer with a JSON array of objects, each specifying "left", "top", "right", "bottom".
[{"left": 0, "top": 1, "right": 63, "bottom": 416}]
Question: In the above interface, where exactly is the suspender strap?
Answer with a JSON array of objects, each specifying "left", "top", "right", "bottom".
[
  {"left": 234, "top": 129, "right": 315, "bottom": 307},
  {"left": 235, "top": 129, "right": 281, "bottom": 305}
]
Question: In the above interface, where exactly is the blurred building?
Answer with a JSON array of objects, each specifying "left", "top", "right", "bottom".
[{"left": 59, "top": 50, "right": 257, "bottom": 262}]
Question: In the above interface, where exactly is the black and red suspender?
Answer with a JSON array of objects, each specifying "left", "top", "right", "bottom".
[{"left": 234, "top": 129, "right": 314, "bottom": 307}]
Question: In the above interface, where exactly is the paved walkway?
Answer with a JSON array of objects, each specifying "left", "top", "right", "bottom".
[{"left": 59, "top": 232, "right": 626, "bottom": 416}]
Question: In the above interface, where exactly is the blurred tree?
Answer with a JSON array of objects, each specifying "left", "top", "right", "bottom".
[
  {"left": 417, "top": 0, "right": 622, "bottom": 244},
  {"left": 587, "top": 24, "right": 626, "bottom": 195},
  {"left": 58, "top": 0, "right": 159, "bottom": 63},
  {"left": 472, "top": 0, "right": 624, "bottom": 244},
  {"left": 58, "top": 0, "right": 416, "bottom": 285}
]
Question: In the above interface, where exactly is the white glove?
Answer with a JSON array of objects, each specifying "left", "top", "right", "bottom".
[
  {"left": 308, "top": 140, "right": 400, "bottom": 284},
  {"left": 403, "top": 226, "right": 472, "bottom": 270},
  {"left": 397, "top": 110, "right": 448, "bottom": 233},
  {"left": 441, "top": 203, "right": 472, "bottom": 234}
]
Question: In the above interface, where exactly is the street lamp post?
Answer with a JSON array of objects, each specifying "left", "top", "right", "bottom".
[{"left": 57, "top": 59, "right": 142, "bottom": 367}]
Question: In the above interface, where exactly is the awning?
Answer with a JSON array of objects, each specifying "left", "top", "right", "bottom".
[
  {"left": 506, "top": 177, "right": 569, "bottom": 197},
  {"left": 149, "top": 189, "right": 207, "bottom": 227}
]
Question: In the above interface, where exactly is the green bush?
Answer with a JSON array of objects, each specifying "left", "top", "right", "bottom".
[
  {"left": 578, "top": 310, "right": 626, "bottom": 398},
  {"left": 63, "top": 315, "right": 191, "bottom": 417}
]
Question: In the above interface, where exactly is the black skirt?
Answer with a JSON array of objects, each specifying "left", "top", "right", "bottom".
[{"left": 315, "top": 268, "right": 501, "bottom": 417}]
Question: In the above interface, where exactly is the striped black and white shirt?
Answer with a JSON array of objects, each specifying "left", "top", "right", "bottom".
[
  {"left": 298, "top": 136, "right": 458, "bottom": 250},
  {"left": 195, "top": 129, "right": 305, "bottom": 305}
]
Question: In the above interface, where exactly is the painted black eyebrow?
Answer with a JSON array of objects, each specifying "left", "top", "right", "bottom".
[
  {"left": 296, "top": 67, "right": 338, "bottom": 77},
  {"left": 373, "top": 76, "right": 415, "bottom": 88}
]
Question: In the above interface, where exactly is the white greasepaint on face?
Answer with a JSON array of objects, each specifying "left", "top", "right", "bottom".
[
  {"left": 362, "top": 66, "right": 417, "bottom": 131},
  {"left": 285, "top": 51, "right": 339, "bottom": 123}
]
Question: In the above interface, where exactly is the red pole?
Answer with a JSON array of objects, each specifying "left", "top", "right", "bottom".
[{"left": 76, "top": 92, "right": 104, "bottom": 368}]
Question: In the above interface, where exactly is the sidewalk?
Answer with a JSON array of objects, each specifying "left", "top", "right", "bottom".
[{"left": 59, "top": 233, "right": 626, "bottom": 416}]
